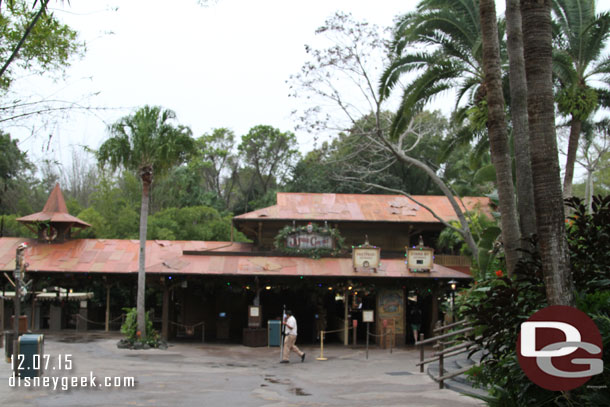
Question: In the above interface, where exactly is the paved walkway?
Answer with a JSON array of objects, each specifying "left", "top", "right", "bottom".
[{"left": 0, "top": 332, "right": 483, "bottom": 406}]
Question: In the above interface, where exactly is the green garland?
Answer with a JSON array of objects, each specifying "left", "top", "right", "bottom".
[{"left": 274, "top": 223, "right": 346, "bottom": 259}]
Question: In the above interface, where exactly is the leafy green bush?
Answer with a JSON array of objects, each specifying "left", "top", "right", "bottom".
[
  {"left": 120, "top": 307, "right": 160, "bottom": 347},
  {"left": 459, "top": 196, "right": 610, "bottom": 406}
]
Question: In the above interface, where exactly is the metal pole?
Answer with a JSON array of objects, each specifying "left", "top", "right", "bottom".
[
  {"left": 451, "top": 292, "right": 455, "bottom": 323},
  {"left": 105, "top": 284, "right": 111, "bottom": 332},
  {"left": 419, "top": 333, "right": 425, "bottom": 373},
  {"left": 316, "top": 330, "right": 328, "bottom": 361},
  {"left": 438, "top": 330, "right": 445, "bottom": 389},
  {"left": 280, "top": 304, "right": 286, "bottom": 362},
  {"left": 366, "top": 322, "right": 369, "bottom": 360},
  {"left": 162, "top": 283, "right": 169, "bottom": 340},
  {"left": 12, "top": 246, "right": 23, "bottom": 374},
  {"left": 343, "top": 289, "right": 348, "bottom": 346}
]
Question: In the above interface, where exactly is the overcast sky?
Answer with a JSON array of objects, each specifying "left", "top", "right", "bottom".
[
  {"left": 13, "top": 0, "right": 604, "bottom": 184},
  {"left": 10, "top": 0, "right": 423, "bottom": 170}
]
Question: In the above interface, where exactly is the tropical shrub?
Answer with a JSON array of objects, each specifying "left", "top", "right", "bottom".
[
  {"left": 120, "top": 307, "right": 161, "bottom": 348},
  {"left": 459, "top": 196, "right": 610, "bottom": 406}
]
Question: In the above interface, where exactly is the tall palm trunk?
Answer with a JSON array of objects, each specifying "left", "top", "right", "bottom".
[
  {"left": 505, "top": 0, "right": 537, "bottom": 241},
  {"left": 479, "top": 0, "right": 521, "bottom": 275},
  {"left": 137, "top": 166, "right": 153, "bottom": 338},
  {"left": 562, "top": 117, "right": 582, "bottom": 198},
  {"left": 521, "top": 0, "right": 573, "bottom": 306}
]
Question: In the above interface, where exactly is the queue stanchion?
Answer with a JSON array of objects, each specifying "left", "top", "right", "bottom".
[{"left": 316, "top": 330, "right": 328, "bottom": 361}]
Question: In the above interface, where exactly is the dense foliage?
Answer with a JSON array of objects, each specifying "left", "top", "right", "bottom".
[
  {"left": 459, "top": 196, "right": 610, "bottom": 406},
  {"left": 120, "top": 307, "right": 161, "bottom": 348}
]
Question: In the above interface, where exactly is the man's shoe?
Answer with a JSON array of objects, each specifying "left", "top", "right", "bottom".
[
  {"left": 301, "top": 353, "right": 306, "bottom": 363},
  {"left": 280, "top": 360, "right": 289, "bottom": 364}
]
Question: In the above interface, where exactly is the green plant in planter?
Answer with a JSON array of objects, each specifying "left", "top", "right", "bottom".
[
  {"left": 120, "top": 307, "right": 160, "bottom": 347},
  {"left": 273, "top": 222, "right": 346, "bottom": 259}
]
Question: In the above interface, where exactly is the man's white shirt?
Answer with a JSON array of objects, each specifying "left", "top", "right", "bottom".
[{"left": 285, "top": 315, "right": 298, "bottom": 336}]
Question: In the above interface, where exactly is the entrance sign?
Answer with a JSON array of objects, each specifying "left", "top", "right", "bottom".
[
  {"left": 352, "top": 235, "right": 380, "bottom": 271},
  {"left": 353, "top": 247, "right": 381, "bottom": 270},
  {"left": 406, "top": 247, "right": 434, "bottom": 272},
  {"left": 287, "top": 233, "right": 333, "bottom": 249},
  {"left": 362, "top": 310, "right": 374, "bottom": 323}
]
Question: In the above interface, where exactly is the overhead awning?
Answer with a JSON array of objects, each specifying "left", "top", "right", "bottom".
[
  {"left": 0, "top": 237, "right": 470, "bottom": 279},
  {"left": 149, "top": 255, "right": 471, "bottom": 279}
]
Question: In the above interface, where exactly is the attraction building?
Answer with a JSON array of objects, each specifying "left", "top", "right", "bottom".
[{"left": 0, "top": 185, "right": 490, "bottom": 347}]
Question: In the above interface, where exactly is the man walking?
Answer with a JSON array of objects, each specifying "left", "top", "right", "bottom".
[{"left": 281, "top": 310, "right": 305, "bottom": 363}]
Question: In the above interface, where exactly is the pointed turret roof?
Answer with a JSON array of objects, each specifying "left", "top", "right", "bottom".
[{"left": 17, "top": 183, "right": 91, "bottom": 228}]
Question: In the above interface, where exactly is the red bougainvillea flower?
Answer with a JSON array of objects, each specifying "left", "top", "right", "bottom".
[{"left": 495, "top": 270, "right": 503, "bottom": 277}]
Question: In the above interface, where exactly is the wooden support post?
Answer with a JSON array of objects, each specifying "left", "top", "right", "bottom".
[
  {"left": 343, "top": 288, "right": 348, "bottom": 346},
  {"left": 162, "top": 282, "right": 169, "bottom": 341},
  {"left": 105, "top": 284, "right": 111, "bottom": 332}
]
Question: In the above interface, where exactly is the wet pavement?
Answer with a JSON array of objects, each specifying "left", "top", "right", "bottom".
[{"left": 0, "top": 332, "right": 483, "bottom": 406}]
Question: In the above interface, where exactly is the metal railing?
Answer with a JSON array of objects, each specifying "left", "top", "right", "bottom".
[{"left": 415, "top": 319, "right": 479, "bottom": 389}]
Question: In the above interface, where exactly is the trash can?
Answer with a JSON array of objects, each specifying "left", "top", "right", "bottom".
[
  {"left": 4, "top": 330, "right": 15, "bottom": 363},
  {"left": 17, "top": 334, "right": 44, "bottom": 378},
  {"left": 268, "top": 320, "right": 281, "bottom": 347}
]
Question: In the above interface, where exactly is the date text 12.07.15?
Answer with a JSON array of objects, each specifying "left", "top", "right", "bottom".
[{"left": 12, "top": 354, "right": 72, "bottom": 371}]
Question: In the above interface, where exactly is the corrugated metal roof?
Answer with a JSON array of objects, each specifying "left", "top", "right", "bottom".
[
  {"left": 0, "top": 238, "right": 251, "bottom": 274},
  {"left": 16, "top": 183, "right": 91, "bottom": 228},
  {"left": 0, "top": 237, "right": 469, "bottom": 279},
  {"left": 234, "top": 192, "right": 491, "bottom": 223}
]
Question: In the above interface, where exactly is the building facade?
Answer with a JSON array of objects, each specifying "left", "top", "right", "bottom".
[{"left": 1, "top": 187, "right": 490, "bottom": 347}]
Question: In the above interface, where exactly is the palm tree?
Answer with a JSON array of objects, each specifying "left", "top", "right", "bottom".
[
  {"left": 479, "top": 0, "right": 521, "bottom": 275},
  {"left": 521, "top": 0, "right": 574, "bottom": 306},
  {"left": 97, "top": 105, "right": 194, "bottom": 338},
  {"left": 552, "top": 0, "right": 610, "bottom": 198},
  {"left": 380, "top": 0, "right": 486, "bottom": 135},
  {"left": 382, "top": 0, "right": 523, "bottom": 272},
  {"left": 505, "top": 0, "right": 537, "bottom": 240}
]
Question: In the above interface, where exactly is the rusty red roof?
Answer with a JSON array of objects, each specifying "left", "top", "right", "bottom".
[
  {"left": 16, "top": 183, "right": 91, "bottom": 228},
  {"left": 234, "top": 192, "right": 492, "bottom": 223},
  {"left": 0, "top": 237, "right": 469, "bottom": 279}
]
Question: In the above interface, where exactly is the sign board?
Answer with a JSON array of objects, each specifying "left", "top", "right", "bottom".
[
  {"left": 287, "top": 233, "right": 334, "bottom": 250},
  {"left": 406, "top": 247, "right": 434, "bottom": 272},
  {"left": 352, "top": 247, "right": 381, "bottom": 270},
  {"left": 248, "top": 305, "right": 262, "bottom": 328},
  {"left": 362, "top": 310, "right": 375, "bottom": 323}
]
